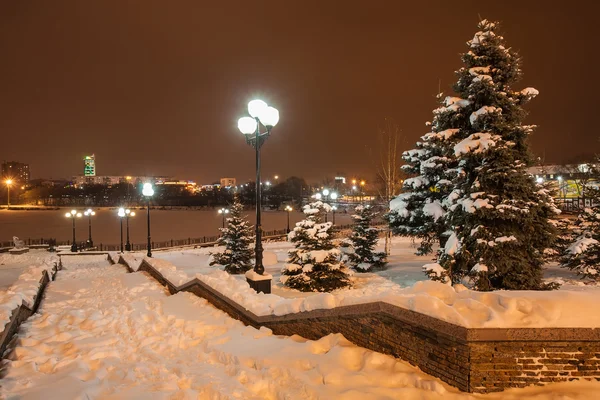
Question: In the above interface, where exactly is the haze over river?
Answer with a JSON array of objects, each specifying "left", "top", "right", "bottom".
[{"left": 0, "top": 208, "right": 354, "bottom": 246}]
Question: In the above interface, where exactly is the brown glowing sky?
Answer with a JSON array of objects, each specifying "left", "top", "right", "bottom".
[{"left": 0, "top": 1, "right": 598, "bottom": 184}]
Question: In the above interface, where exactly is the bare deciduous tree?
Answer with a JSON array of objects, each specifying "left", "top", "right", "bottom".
[{"left": 375, "top": 119, "right": 404, "bottom": 255}]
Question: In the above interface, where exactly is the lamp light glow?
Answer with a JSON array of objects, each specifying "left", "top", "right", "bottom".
[
  {"left": 322, "top": 189, "right": 330, "bottom": 196},
  {"left": 142, "top": 183, "right": 154, "bottom": 197},
  {"left": 238, "top": 117, "right": 258, "bottom": 134},
  {"left": 248, "top": 100, "right": 268, "bottom": 119},
  {"left": 261, "top": 106, "right": 279, "bottom": 127},
  {"left": 330, "top": 192, "right": 338, "bottom": 200},
  {"left": 118, "top": 208, "right": 126, "bottom": 217}
]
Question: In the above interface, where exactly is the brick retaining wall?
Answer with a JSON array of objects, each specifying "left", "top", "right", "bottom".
[{"left": 120, "top": 256, "right": 600, "bottom": 393}]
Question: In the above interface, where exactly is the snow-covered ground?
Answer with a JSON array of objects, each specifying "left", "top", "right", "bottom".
[
  {"left": 2, "top": 254, "right": 599, "bottom": 399},
  {"left": 147, "top": 237, "right": 600, "bottom": 328}
]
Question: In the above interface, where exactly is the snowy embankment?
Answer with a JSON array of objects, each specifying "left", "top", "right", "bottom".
[
  {"left": 3, "top": 256, "right": 598, "bottom": 399},
  {"left": 0, "top": 252, "right": 58, "bottom": 330},
  {"left": 146, "top": 238, "right": 600, "bottom": 329}
]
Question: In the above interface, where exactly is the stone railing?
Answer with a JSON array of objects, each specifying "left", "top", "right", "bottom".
[{"left": 117, "top": 256, "right": 600, "bottom": 393}]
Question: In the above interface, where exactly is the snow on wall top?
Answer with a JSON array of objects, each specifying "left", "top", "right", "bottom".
[{"left": 146, "top": 251, "right": 600, "bottom": 329}]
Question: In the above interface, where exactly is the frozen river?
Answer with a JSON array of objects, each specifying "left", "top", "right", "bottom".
[{"left": 0, "top": 208, "right": 354, "bottom": 246}]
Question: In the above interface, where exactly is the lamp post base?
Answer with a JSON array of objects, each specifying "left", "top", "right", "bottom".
[
  {"left": 245, "top": 270, "right": 272, "bottom": 294},
  {"left": 70, "top": 243, "right": 78, "bottom": 253}
]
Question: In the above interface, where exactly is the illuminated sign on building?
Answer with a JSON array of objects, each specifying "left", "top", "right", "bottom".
[{"left": 84, "top": 155, "right": 96, "bottom": 177}]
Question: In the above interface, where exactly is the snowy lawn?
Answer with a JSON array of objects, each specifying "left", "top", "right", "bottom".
[
  {"left": 146, "top": 237, "right": 600, "bottom": 328},
  {"left": 2, "top": 255, "right": 599, "bottom": 399}
]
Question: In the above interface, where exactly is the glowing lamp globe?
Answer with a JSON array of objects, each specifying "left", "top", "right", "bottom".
[
  {"left": 118, "top": 208, "right": 126, "bottom": 217},
  {"left": 248, "top": 100, "right": 268, "bottom": 119},
  {"left": 322, "top": 189, "right": 330, "bottom": 196},
  {"left": 142, "top": 183, "right": 154, "bottom": 197},
  {"left": 315, "top": 193, "right": 322, "bottom": 200},
  {"left": 261, "top": 106, "right": 279, "bottom": 127},
  {"left": 76, "top": 213, "right": 82, "bottom": 218},
  {"left": 330, "top": 192, "right": 338, "bottom": 200},
  {"left": 65, "top": 212, "right": 71, "bottom": 218},
  {"left": 238, "top": 117, "right": 257, "bottom": 134},
  {"left": 131, "top": 212, "right": 136, "bottom": 217}
]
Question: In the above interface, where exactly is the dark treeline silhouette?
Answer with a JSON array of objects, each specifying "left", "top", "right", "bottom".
[{"left": 15, "top": 177, "right": 310, "bottom": 209}]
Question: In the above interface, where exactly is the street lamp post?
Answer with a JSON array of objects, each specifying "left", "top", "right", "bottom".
[
  {"left": 316, "top": 189, "right": 337, "bottom": 223},
  {"left": 238, "top": 99, "right": 280, "bottom": 294},
  {"left": 118, "top": 208, "right": 126, "bottom": 252},
  {"left": 285, "top": 205, "right": 293, "bottom": 233},
  {"left": 84, "top": 209, "right": 95, "bottom": 248},
  {"left": 142, "top": 183, "right": 154, "bottom": 257},
  {"left": 218, "top": 207, "right": 230, "bottom": 229},
  {"left": 330, "top": 192, "right": 338, "bottom": 225},
  {"left": 5, "top": 179, "right": 12, "bottom": 209},
  {"left": 125, "top": 209, "right": 135, "bottom": 251},
  {"left": 65, "top": 210, "right": 82, "bottom": 252}
]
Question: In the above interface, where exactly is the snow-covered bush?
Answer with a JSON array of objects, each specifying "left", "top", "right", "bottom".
[
  {"left": 347, "top": 205, "right": 387, "bottom": 272},
  {"left": 562, "top": 204, "right": 600, "bottom": 280},
  {"left": 281, "top": 201, "right": 352, "bottom": 292},
  {"left": 210, "top": 200, "right": 255, "bottom": 274}
]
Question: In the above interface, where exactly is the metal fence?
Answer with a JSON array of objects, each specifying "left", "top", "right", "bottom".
[{"left": 555, "top": 197, "right": 598, "bottom": 213}]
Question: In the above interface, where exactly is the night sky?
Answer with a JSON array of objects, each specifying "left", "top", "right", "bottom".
[{"left": 0, "top": 1, "right": 597, "bottom": 183}]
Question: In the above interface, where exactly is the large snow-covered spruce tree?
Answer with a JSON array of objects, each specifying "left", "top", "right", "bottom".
[
  {"left": 388, "top": 92, "right": 470, "bottom": 255},
  {"left": 209, "top": 200, "right": 255, "bottom": 274},
  {"left": 347, "top": 205, "right": 387, "bottom": 272},
  {"left": 435, "top": 20, "right": 556, "bottom": 290},
  {"left": 281, "top": 201, "right": 352, "bottom": 292}
]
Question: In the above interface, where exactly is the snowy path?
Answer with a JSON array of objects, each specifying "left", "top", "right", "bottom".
[{"left": 1, "top": 255, "right": 598, "bottom": 399}]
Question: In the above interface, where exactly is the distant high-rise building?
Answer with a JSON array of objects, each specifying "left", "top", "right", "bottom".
[
  {"left": 220, "top": 178, "right": 236, "bottom": 187},
  {"left": 1, "top": 161, "right": 30, "bottom": 184},
  {"left": 84, "top": 154, "right": 96, "bottom": 176}
]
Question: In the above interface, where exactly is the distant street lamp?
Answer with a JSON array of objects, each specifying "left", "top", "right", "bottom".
[
  {"left": 330, "top": 192, "right": 338, "bottom": 225},
  {"left": 142, "top": 183, "right": 154, "bottom": 257},
  {"left": 360, "top": 180, "right": 366, "bottom": 203},
  {"left": 84, "top": 209, "right": 96, "bottom": 248},
  {"left": 218, "top": 207, "right": 230, "bottom": 229},
  {"left": 5, "top": 179, "right": 12, "bottom": 209},
  {"left": 317, "top": 189, "right": 337, "bottom": 222},
  {"left": 285, "top": 205, "right": 293, "bottom": 233},
  {"left": 65, "top": 209, "right": 82, "bottom": 252},
  {"left": 118, "top": 208, "right": 126, "bottom": 252},
  {"left": 238, "top": 99, "right": 280, "bottom": 293},
  {"left": 125, "top": 209, "right": 135, "bottom": 251}
]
